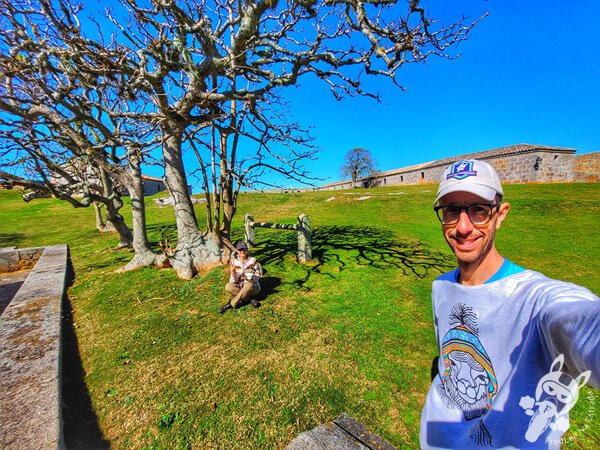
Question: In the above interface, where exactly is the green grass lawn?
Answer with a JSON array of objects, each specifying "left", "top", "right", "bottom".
[{"left": 1, "top": 183, "right": 598, "bottom": 449}]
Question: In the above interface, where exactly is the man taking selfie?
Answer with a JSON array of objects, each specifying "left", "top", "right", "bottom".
[{"left": 420, "top": 160, "right": 599, "bottom": 449}]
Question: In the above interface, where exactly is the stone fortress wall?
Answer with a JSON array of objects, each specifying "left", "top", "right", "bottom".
[
  {"left": 574, "top": 152, "right": 600, "bottom": 183},
  {"left": 319, "top": 144, "right": 600, "bottom": 191}
]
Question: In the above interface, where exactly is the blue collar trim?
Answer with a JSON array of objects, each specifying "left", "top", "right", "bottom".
[{"left": 437, "top": 259, "right": 525, "bottom": 284}]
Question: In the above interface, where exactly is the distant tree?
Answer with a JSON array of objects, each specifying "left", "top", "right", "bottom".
[{"left": 341, "top": 148, "right": 377, "bottom": 187}]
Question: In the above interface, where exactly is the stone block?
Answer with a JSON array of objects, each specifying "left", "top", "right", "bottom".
[
  {"left": 0, "top": 251, "right": 19, "bottom": 273},
  {"left": 286, "top": 414, "right": 396, "bottom": 450}
]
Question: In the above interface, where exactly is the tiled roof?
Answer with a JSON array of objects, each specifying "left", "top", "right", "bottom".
[{"left": 141, "top": 175, "right": 164, "bottom": 182}]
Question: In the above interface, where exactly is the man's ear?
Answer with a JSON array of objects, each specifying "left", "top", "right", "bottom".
[{"left": 495, "top": 202, "right": 510, "bottom": 230}]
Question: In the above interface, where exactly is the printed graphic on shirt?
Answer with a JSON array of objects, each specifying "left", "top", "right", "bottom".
[
  {"left": 447, "top": 160, "right": 477, "bottom": 180},
  {"left": 519, "top": 354, "right": 591, "bottom": 443},
  {"left": 437, "top": 304, "right": 497, "bottom": 446},
  {"left": 230, "top": 257, "right": 261, "bottom": 287}
]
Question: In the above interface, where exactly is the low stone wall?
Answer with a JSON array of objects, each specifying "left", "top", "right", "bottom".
[
  {"left": 574, "top": 151, "right": 600, "bottom": 183},
  {"left": 0, "top": 247, "right": 44, "bottom": 272},
  {"left": 371, "top": 150, "right": 579, "bottom": 187},
  {"left": 491, "top": 152, "right": 575, "bottom": 184},
  {"left": 0, "top": 245, "right": 68, "bottom": 450}
]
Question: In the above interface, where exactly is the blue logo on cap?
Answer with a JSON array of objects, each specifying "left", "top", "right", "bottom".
[{"left": 447, "top": 160, "right": 477, "bottom": 180}]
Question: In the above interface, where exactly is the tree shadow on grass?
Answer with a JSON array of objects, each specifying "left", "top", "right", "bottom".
[
  {"left": 0, "top": 232, "right": 26, "bottom": 248},
  {"left": 143, "top": 223, "right": 454, "bottom": 290},
  {"left": 256, "top": 275, "right": 282, "bottom": 302},
  {"left": 252, "top": 225, "right": 455, "bottom": 289},
  {"left": 62, "top": 294, "right": 110, "bottom": 449},
  {"left": 146, "top": 222, "right": 179, "bottom": 252},
  {"left": 82, "top": 248, "right": 134, "bottom": 271}
]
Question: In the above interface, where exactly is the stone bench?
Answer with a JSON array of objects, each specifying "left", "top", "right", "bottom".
[{"left": 0, "top": 245, "right": 69, "bottom": 450}]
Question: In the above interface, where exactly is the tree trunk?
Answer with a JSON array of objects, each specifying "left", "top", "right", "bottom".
[
  {"left": 94, "top": 201, "right": 116, "bottom": 232},
  {"left": 97, "top": 166, "right": 133, "bottom": 247},
  {"left": 94, "top": 200, "right": 105, "bottom": 229},
  {"left": 162, "top": 125, "right": 223, "bottom": 279},
  {"left": 221, "top": 178, "right": 235, "bottom": 242},
  {"left": 169, "top": 230, "right": 223, "bottom": 280},
  {"left": 221, "top": 204, "right": 234, "bottom": 242},
  {"left": 219, "top": 128, "right": 235, "bottom": 242},
  {"left": 105, "top": 198, "right": 133, "bottom": 248},
  {"left": 119, "top": 153, "right": 169, "bottom": 271}
]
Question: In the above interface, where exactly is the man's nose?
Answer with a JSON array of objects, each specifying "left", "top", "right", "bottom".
[{"left": 455, "top": 209, "right": 473, "bottom": 234}]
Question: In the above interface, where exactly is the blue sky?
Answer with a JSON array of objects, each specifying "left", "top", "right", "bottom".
[
  {"left": 276, "top": 0, "right": 600, "bottom": 187},
  {"left": 5, "top": 1, "right": 597, "bottom": 190}
]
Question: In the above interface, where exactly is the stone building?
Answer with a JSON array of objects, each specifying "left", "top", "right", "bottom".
[
  {"left": 140, "top": 175, "right": 193, "bottom": 196},
  {"left": 319, "top": 144, "right": 600, "bottom": 191},
  {"left": 141, "top": 175, "right": 167, "bottom": 196}
]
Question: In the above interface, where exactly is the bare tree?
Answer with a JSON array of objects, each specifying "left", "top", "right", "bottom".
[
  {"left": 0, "top": 117, "right": 135, "bottom": 248},
  {"left": 0, "top": 0, "right": 482, "bottom": 279},
  {"left": 341, "top": 147, "right": 377, "bottom": 187},
  {"left": 106, "top": 0, "right": 480, "bottom": 278},
  {"left": 0, "top": 3, "right": 167, "bottom": 267},
  {"left": 0, "top": 113, "right": 169, "bottom": 268}
]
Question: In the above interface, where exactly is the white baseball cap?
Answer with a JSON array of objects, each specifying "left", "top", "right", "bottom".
[{"left": 434, "top": 159, "right": 503, "bottom": 206}]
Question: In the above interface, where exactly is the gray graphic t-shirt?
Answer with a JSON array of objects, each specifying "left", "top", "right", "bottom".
[{"left": 420, "top": 266, "right": 599, "bottom": 449}]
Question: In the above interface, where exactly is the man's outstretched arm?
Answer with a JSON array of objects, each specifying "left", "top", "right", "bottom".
[{"left": 540, "top": 298, "right": 600, "bottom": 388}]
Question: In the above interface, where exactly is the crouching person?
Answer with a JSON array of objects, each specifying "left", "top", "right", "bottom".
[{"left": 219, "top": 241, "right": 262, "bottom": 314}]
